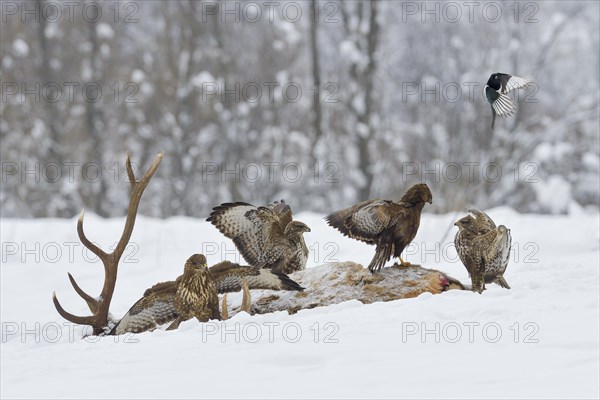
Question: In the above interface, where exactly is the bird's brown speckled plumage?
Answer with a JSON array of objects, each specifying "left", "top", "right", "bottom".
[
  {"left": 326, "top": 183, "right": 433, "bottom": 272},
  {"left": 110, "top": 258, "right": 303, "bottom": 335},
  {"left": 167, "top": 254, "right": 220, "bottom": 330},
  {"left": 454, "top": 210, "right": 511, "bottom": 293},
  {"left": 207, "top": 201, "right": 311, "bottom": 275},
  {"left": 267, "top": 199, "right": 293, "bottom": 231}
]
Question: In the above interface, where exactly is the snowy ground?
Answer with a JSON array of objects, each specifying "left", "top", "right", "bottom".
[{"left": 1, "top": 208, "right": 599, "bottom": 399}]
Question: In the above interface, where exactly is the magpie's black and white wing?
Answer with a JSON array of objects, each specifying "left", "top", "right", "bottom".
[
  {"left": 485, "top": 86, "right": 517, "bottom": 118},
  {"left": 499, "top": 74, "right": 532, "bottom": 94}
]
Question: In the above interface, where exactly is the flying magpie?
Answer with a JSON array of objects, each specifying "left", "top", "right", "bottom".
[{"left": 485, "top": 73, "right": 532, "bottom": 129}]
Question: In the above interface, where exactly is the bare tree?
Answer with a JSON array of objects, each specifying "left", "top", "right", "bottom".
[
  {"left": 341, "top": 1, "right": 380, "bottom": 201},
  {"left": 309, "top": 0, "right": 323, "bottom": 154}
]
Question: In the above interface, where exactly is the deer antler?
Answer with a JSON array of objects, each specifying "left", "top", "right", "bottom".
[
  {"left": 240, "top": 280, "right": 251, "bottom": 314},
  {"left": 221, "top": 293, "right": 229, "bottom": 320},
  {"left": 52, "top": 151, "right": 164, "bottom": 335}
]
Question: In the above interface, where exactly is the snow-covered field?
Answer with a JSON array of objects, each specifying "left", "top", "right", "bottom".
[{"left": 1, "top": 208, "right": 599, "bottom": 399}]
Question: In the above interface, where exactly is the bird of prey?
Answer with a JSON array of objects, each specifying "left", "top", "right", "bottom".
[
  {"left": 484, "top": 73, "right": 532, "bottom": 129},
  {"left": 207, "top": 201, "right": 311, "bottom": 275},
  {"left": 454, "top": 209, "right": 512, "bottom": 293},
  {"left": 167, "top": 254, "right": 220, "bottom": 330},
  {"left": 110, "top": 257, "right": 304, "bottom": 335},
  {"left": 267, "top": 199, "right": 293, "bottom": 231},
  {"left": 326, "top": 183, "right": 433, "bottom": 272}
]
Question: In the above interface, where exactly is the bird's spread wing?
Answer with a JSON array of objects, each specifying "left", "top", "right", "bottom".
[
  {"left": 110, "top": 291, "right": 177, "bottom": 335},
  {"left": 208, "top": 260, "right": 247, "bottom": 274},
  {"left": 210, "top": 261, "right": 304, "bottom": 292},
  {"left": 491, "top": 92, "right": 517, "bottom": 117},
  {"left": 468, "top": 209, "right": 496, "bottom": 232},
  {"left": 143, "top": 278, "right": 179, "bottom": 297},
  {"left": 326, "top": 199, "right": 397, "bottom": 244},
  {"left": 207, "top": 202, "right": 288, "bottom": 268},
  {"left": 267, "top": 200, "right": 293, "bottom": 230},
  {"left": 500, "top": 74, "right": 531, "bottom": 94},
  {"left": 210, "top": 261, "right": 259, "bottom": 292}
]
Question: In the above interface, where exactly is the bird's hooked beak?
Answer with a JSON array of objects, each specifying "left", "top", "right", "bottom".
[
  {"left": 428, "top": 199, "right": 433, "bottom": 204},
  {"left": 203, "top": 262, "right": 208, "bottom": 271}
]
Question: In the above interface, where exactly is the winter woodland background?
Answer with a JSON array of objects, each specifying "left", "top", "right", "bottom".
[{"left": 1, "top": 0, "right": 599, "bottom": 218}]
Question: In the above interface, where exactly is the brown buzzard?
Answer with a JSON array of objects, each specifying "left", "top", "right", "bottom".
[
  {"left": 110, "top": 258, "right": 304, "bottom": 335},
  {"left": 326, "top": 183, "right": 433, "bottom": 272},
  {"left": 166, "top": 254, "right": 220, "bottom": 330},
  {"left": 207, "top": 201, "right": 311, "bottom": 275},
  {"left": 454, "top": 209, "right": 512, "bottom": 293}
]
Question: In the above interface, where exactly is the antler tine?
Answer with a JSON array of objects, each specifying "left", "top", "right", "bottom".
[
  {"left": 113, "top": 151, "right": 164, "bottom": 260},
  {"left": 125, "top": 151, "right": 136, "bottom": 189},
  {"left": 52, "top": 292, "right": 96, "bottom": 326},
  {"left": 240, "top": 280, "right": 251, "bottom": 313},
  {"left": 77, "top": 210, "right": 108, "bottom": 262},
  {"left": 221, "top": 293, "right": 229, "bottom": 320},
  {"left": 67, "top": 273, "right": 99, "bottom": 314}
]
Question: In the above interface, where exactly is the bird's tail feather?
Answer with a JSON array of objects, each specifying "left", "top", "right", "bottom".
[
  {"left": 245, "top": 269, "right": 303, "bottom": 291},
  {"left": 368, "top": 243, "right": 393, "bottom": 273},
  {"left": 271, "top": 271, "right": 305, "bottom": 291},
  {"left": 495, "top": 276, "right": 511, "bottom": 289}
]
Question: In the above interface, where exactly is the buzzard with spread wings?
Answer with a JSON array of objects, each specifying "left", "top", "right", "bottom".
[
  {"left": 110, "top": 256, "right": 304, "bottom": 335},
  {"left": 207, "top": 200, "right": 311, "bottom": 275},
  {"left": 454, "top": 209, "right": 512, "bottom": 293},
  {"left": 326, "top": 183, "right": 433, "bottom": 272}
]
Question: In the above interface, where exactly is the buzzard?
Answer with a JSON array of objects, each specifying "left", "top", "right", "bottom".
[
  {"left": 326, "top": 183, "right": 433, "bottom": 272},
  {"left": 454, "top": 209, "right": 512, "bottom": 293},
  {"left": 167, "top": 254, "right": 220, "bottom": 330},
  {"left": 484, "top": 73, "right": 532, "bottom": 129},
  {"left": 110, "top": 257, "right": 304, "bottom": 335},
  {"left": 207, "top": 201, "right": 311, "bottom": 275}
]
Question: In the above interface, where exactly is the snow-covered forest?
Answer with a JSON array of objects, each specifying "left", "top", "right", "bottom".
[{"left": 2, "top": 0, "right": 599, "bottom": 218}]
